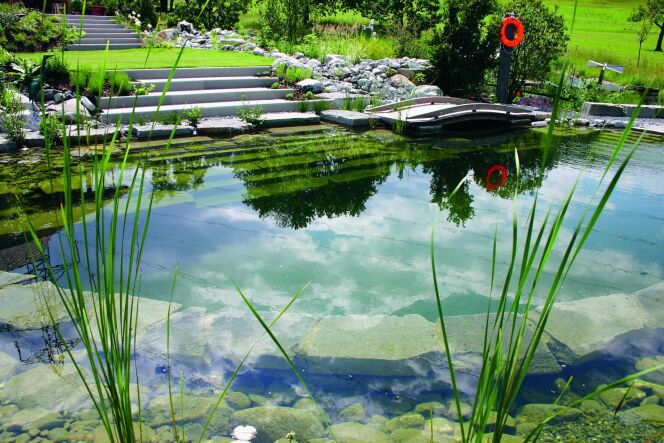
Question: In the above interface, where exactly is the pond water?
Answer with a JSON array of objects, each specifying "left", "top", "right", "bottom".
[{"left": 0, "top": 125, "right": 662, "bottom": 441}]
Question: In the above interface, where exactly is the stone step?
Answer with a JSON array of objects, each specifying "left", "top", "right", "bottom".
[
  {"left": 45, "top": 14, "right": 117, "bottom": 20},
  {"left": 142, "top": 76, "right": 279, "bottom": 92},
  {"left": 124, "top": 66, "right": 272, "bottom": 80},
  {"left": 68, "top": 43, "right": 143, "bottom": 50},
  {"left": 80, "top": 25, "right": 131, "bottom": 32},
  {"left": 77, "top": 37, "right": 142, "bottom": 44},
  {"left": 81, "top": 31, "right": 137, "bottom": 38},
  {"left": 98, "top": 87, "right": 295, "bottom": 109},
  {"left": 100, "top": 98, "right": 333, "bottom": 123}
]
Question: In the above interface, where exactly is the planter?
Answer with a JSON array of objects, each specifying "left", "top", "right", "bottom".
[{"left": 88, "top": 5, "right": 106, "bottom": 15}]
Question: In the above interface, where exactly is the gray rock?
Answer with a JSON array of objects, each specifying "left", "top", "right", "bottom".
[
  {"left": 80, "top": 96, "right": 96, "bottom": 113},
  {"left": 177, "top": 20, "right": 194, "bottom": 33},
  {"left": 413, "top": 85, "right": 443, "bottom": 98},
  {"left": 296, "top": 79, "right": 323, "bottom": 94},
  {"left": 580, "top": 102, "right": 624, "bottom": 117},
  {"left": 196, "top": 118, "right": 251, "bottom": 135},
  {"left": 0, "top": 351, "right": 18, "bottom": 381},
  {"left": 262, "top": 112, "right": 320, "bottom": 128},
  {"left": 390, "top": 74, "right": 414, "bottom": 89},
  {"left": 606, "top": 119, "right": 627, "bottom": 129},
  {"left": 130, "top": 123, "right": 193, "bottom": 140},
  {"left": 157, "top": 28, "right": 178, "bottom": 40},
  {"left": 46, "top": 99, "right": 90, "bottom": 124},
  {"left": 230, "top": 406, "right": 325, "bottom": 443},
  {"left": 0, "top": 281, "right": 74, "bottom": 330},
  {"left": 622, "top": 404, "right": 664, "bottom": 425}
]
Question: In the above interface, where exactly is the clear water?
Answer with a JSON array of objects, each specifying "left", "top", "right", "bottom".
[{"left": 0, "top": 126, "right": 663, "bottom": 440}]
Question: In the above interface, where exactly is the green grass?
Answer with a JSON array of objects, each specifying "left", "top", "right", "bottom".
[
  {"left": 541, "top": 0, "right": 664, "bottom": 88},
  {"left": 16, "top": 48, "right": 271, "bottom": 70}
]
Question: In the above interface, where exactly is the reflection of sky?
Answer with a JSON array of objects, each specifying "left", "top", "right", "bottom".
[{"left": 53, "top": 131, "right": 664, "bottom": 318}]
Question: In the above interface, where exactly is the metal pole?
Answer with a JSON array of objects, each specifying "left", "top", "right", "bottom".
[{"left": 497, "top": 46, "right": 512, "bottom": 103}]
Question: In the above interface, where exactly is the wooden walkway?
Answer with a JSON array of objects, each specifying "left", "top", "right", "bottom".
[{"left": 366, "top": 97, "right": 536, "bottom": 129}]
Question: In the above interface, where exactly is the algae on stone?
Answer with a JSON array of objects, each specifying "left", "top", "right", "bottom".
[
  {"left": 230, "top": 406, "right": 324, "bottom": 443},
  {"left": 327, "top": 421, "right": 394, "bottom": 443}
]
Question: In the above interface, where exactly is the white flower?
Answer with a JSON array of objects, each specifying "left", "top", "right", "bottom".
[{"left": 232, "top": 425, "right": 257, "bottom": 441}]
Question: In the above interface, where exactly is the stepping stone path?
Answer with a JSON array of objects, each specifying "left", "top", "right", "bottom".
[
  {"left": 100, "top": 67, "right": 335, "bottom": 123},
  {"left": 47, "top": 14, "right": 142, "bottom": 50}
]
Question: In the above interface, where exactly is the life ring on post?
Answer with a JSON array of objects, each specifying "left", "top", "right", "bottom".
[
  {"left": 485, "top": 164, "right": 508, "bottom": 191},
  {"left": 500, "top": 16, "right": 524, "bottom": 48}
]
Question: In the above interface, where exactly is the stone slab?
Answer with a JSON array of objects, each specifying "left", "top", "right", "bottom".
[
  {"left": 0, "top": 135, "right": 17, "bottom": 152},
  {"left": 621, "top": 105, "right": 664, "bottom": 119},
  {"left": 261, "top": 112, "right": 320, "bottom": 128},
  {"left": 23, "top": 132, "right": 45, "bottom": 148},
  {"left": 320, "top": 110, "right": 373, "bottom": 127},
  {"left": 131, "top": 124, "right": 194, "bottom": 140},
  {"left": 535, "top": 292, "right": 657, "bottom": 365},
  {"left": 580, "top": 102, "right": 624, "bottom": 117},
  {"left": 196, "top": 118, "right": 252, "bottom": 135}
]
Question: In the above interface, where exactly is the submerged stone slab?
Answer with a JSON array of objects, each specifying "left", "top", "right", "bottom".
[
  {"left": 320, "top": 110, "right": 372, "bottom": 127},
  {"left": 196, "top": 118, "right": 252, "bottom": 135},
  {"left": 262, "top": 112, "right": 320, "bottom": 128},
  {"left": 296, "top": 314, "right": 437, "bottom": 376},
  {"left": 0, "top": 271, "right": 36, "bottom": 288},
  {"left": 635, "top": 281, "right": 664, "bottom": 326},
  {"left": 131, "top": 123, "right": 194, "bottom": 140},
  {"left": 0, "top": 281, "right": 71, "bottom": 330},
  {"left": 580, "top": 102, "right": 624, "bottom": 117},
  {"left": 536, "top": 292, "right": 657, "bottom": 365}
]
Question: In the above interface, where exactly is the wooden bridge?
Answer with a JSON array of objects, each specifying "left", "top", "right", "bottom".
[{"left": 366, "top": 97, "right": 536, "bottom": 130}]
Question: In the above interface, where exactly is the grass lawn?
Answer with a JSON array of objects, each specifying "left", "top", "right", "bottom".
[
  {"left": 542, "top": 0, "right": 664, "bottom": 88},
  {"left": 16, "top": 48, "right": 272, "bottom": 70}
]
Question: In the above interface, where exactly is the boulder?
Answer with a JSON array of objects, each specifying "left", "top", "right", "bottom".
[
  {"left": 156, "top": 28, "right": 178, "bottom": 41},
  {"left": 516, "top": 404, "right": 582, "bottom": 426},
  {"left": 635, "top": 356, "right": 664, "bottom": 384},
  {"left": 296, "top": 79, "right": 323, "bottom": 94},
  {"left": 80, "top": 96, "right": 96, "bottom": 113},
  {"left": 413, "top": 85, "right": 443, "bottom": 98},
  {"left": 414, "top": 402, "right": 446, "bottom": 416},
  {"left": 230, "top": 406, "right": 325, "bottom": 443},
  {"left": 340, "top": 403, "right": 366, "bottom": 422},
  {"left": 623, "top": 404, "right": 664, "bottom": 426},
  {"left": 385, "top": 413, "right": 425, "bottom": 431},
  {"left": 0, "top": 350, "right": 19, "bottom": 381},
  {"left": 46, "top": 99, "right": 90, "bottom": 124},
  {"left": 390, "top": 428, "right": 429, "bottom": 443},
  {"left": 146, "top": 394, "right": 216, "bottom": 427},
  {"left": 327, "top": 422, "right": 393, "bottom": 443},
  {"left": 177, "top": 20, "right": 194, "bottom": 33},
  {"left": 390, "top": 74, "right": 414, "bottom": 89}
]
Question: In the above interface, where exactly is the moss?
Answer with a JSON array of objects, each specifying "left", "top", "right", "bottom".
[{"left": 385, "top": 413, "right": 425, "bottom": 432}]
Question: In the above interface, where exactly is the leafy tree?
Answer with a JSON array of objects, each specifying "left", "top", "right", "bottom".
[
  {"left": 496, "top": 0, "right": 569, "bottom": 101},
  {"left": 260, "top": 0, "right": 310, "bottom": 44},
  {"left": 430, "top": 0, "right": 499, "bottom": 97},
  {"left": 343, "top": 0, "right": 440, "bottom": 37},
  {"left": 169, "top": 0, "right": 248, "bottom": 32}
]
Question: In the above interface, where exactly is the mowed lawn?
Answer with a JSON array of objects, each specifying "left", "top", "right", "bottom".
[
  {"left": 542, "top": 0, "right": 664, "bottom": 86},
  {"left": 17, "top": 48, "right": 272, "bottom": 70}
]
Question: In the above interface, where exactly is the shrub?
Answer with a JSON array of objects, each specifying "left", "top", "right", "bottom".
[
  {"left": 304, "top": 91, "right": 315, "bottom": 100},
  {"left": 312, "top": 100, "right": 331, "bottom": 114},
  {"left": 39, "top": 114, "right": 64, "bottom": 145},
  {"left": 108, "top": 71, "right": 132, "bottom": 96},
  {"left": 237, "top": 104, "right": 264, "bottom": 126},
  {"left": 186, "top": 107, "right": 202, "bottom": 126},
  {"left": 0, "top": 5, "right": 65, "bottom": 52},
  {"left": 285, "top": 93, "right": 294, "bottom": 100},
  {"left": 71, "top": 70, "right": 92, "bottom": 92},
  {"left": 44, "top": 55, "right": 71, "bottom": 88},
  {"left": 133, "top": 83, "right": 155, "bottom": 95},
  {"left": 271, "top": 82, "right": 280, "bottom": 89},
  {"left": 167, "top": 0, "right": 247, "bottom": 31},
  {"left": 158, "top": 111, "right": 182, "bottom": 125},
  {"left": 1, "top": 113, "right": 25, "bottom": 145},
  {"left": 87, "top": 72, "right": 106, "bottom": 95}
]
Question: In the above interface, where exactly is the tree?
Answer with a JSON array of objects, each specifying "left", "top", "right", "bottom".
[
  {"left": 260, "top": 0, "right": 310, "bottom": 44},
  {"left": 497, "top": 0, "right": 569, "bottom": 101},
  {"left": 631, "top": 0, "right": 664, "bottom": 52},
  {"left": 343, "top": 0, "right": 440, "bottom": 37},
  {"left": 430, "top": 0, "right": 499, "bottom": 97}
]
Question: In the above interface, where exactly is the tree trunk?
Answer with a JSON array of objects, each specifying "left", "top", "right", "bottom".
[
  {"left": 656, "top": 23, "right": 664, "bottom": 52},
  {"left": 160, "top": 0, "right": 168, "bottom": 12}
]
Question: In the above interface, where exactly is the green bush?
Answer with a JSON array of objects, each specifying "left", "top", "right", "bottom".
[
  {"left": 186, "top": 107, "right": 202, "bottom": 126},
  {"left": 312, "top": 100, "right": 331, "bottom": 114},
  {"left": 237, "top": 104, "right": 264, "bottom": 126},
  {"left": 167, "top": 0, "right": 247, "bottom": 31},
  {"left": 39, "top": 114, "right": 64, "bottom": 145},
  {"left": 108, "top": 71, "right": 132, "bottom": 96},
  {"left": 1, "top": 113, "right": 26, "bottom": 145},
  {"left": 0, "top": 5, "right": 65, "bottom": 52},
  {"left": 158, "top": 111, "right": 183, "bottom": 125},
  {"left": 44, "top": 56, "right": 71, "bottom": 88}
]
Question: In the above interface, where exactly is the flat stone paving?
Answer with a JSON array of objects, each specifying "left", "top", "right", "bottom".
[
  {"left": 262, "top": 112, "right": 320, "bottom": 128},
  {"left": 320, "top": 109, "right": 373, "bottom": 127}
]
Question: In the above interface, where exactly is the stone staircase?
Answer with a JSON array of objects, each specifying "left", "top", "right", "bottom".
[
  {"left": 99, "top": 67, "right": 336, "bottom": 123},
  {"left": 48, "top": 14, "right": 142, "bottom": 50}
]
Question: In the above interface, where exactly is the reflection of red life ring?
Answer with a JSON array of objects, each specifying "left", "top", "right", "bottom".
[
  {"left": 500, "top": 16, "right": 524, "bottom": 48},
  {"left": 485, "top": 165, "right": 508, "bottom": 190}
]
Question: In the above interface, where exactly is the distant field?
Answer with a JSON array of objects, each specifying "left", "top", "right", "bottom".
[{"left": 17, "top": 48, "right": 271, "bottom": 70}]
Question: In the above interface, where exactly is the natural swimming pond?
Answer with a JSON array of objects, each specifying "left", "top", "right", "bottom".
[{"left": 0, "top": 126, "right": 662, "bottom": 441}]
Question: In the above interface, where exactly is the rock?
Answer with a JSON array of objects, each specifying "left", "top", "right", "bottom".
[
  {"left": 624, "top": 404, "right": 664, "bottom": 425},
  {"left": 340, "top": 403, "right": 366, "bottom": 422},
  {"left": 177, "top": 21, "right": 194, "bottom": 33},
  {"left": 296, "top": 79, "right": 323, "bottom": 94},
  {"left": 385, "top": 413, "right": 425, "bottom": 431},
  {"left": 535, "top": 293, "right": 657, "bottom": 365},
  {"left": 0, "top": 350, "right": 19, "bottom": 380},
  {"left": 423, "top": 417, "right": 455, "bottom": 437},
  {"left": 146, "top": 394, "right": 215, "bottom": 427},
  {"left": 53, "top": 93, "right": 64, "bottom": 104},
  {"left": 414, "top": 402, "right": 446, "bottom": 416},
  {"left": 390, "top": 74, "right": 414, "bottom": 89},
  {"left": 230, "top": 406, "right": 324, "bottom": 443},
  {"left": 579, "top": 399, "right": 610, "bottom": 417},
  {"left": 444, "top": 401, "right": 471, "bottom": 421},
  {"left": 297, "top": 314, "right": 436, "bottom": 376},
  {"left": 580, "top": 102, "right": 624, "bottom": 117},
  {"left": 262, "top": 112, "right": 320, "bottom": 128},
  {"left": 531, "top": 121, "right": 549, "bottom": 128},
  {"left": 598, "top": 386, "right": 646, "bottom": 408},
  {"left": 635, "top": 281, "right": 664, "bottom": 326},
  {"left": 328, "top": 422, "right": 393, "bottom": 443},
  {"left": 635, "top": 356, "right": 664, "bottom": 384},
  {"left": 46, "top": 99, "right": 90, "bottom": 124},
  {"left": 156, "top": 28, "right": 178, "bottom": 41},
  {"left": 196, "top": 118, "right": 251, "bottom": 135},
  {"left": 0, "top": 364, "right": 90, "bottom": 412},
  {"left": 0, "top": 281, "right": 73, "bottom": 330},
  {"left": 391, "top": 428, "right": 429, "bottom": 443},
  {"left": 413, "top": 85, "right": 443, "bottom": 98},
  {"left": 641, "top": 395, "right": 661, "bottom": 406},
  {"left": 80, "top": 96, "right": 96, "bottom": 113},
  {"left": 130, "top": 123, "right": 194, "bottom": 140},
  {"left": 516, "top": 404, "right": 583, "bottom": 426},
  {"left": 226, "top": 391, "right": 251, "bottom": 410},
  {"left": 293, "top": 398, "right": 328, "bottom": 423},
  {"left": 606, "top": 119, "right": 627, "bottom": 129}
]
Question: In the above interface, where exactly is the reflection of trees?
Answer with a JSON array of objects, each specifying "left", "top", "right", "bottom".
[{"left": 151, "top": 157, "right": 210, "bottom": 202}]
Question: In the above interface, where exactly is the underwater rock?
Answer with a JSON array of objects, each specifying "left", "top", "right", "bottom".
[
  {"left": 328, "top": 422, "right": 394, "bottom": 443},
  {"left": 293, "top": 398, "right": 329, "bottom": 423},
  {"left": 226, "top": 391, "right": 252, "bottom": 410},
  {"left": 635, "top": 356, "right": 664, "bottom": 384},
  {"left": 297, "top": 314, "right": 436, "bottom": 376},
  {"left": 390, "top": 427, "right": 429, "bottom": 443},
  {"left": 535, "top": 293, "right": 657, "bottom": 366},
  {"left": 598, "top": 386, "right": 647, "bottom": 409},
  {"left": 231, "top": 406, "right": 324, "bottom": 443},
  {"left": 516, "top": 403, "right": 583, "bottom": 426},
  {"left": 339, "top": 403, "right": 366, "bottom": 422},
  {"left": 443, "top": 400, "right": 472, "bottom": 421},
  {"left": 0, "top": 351, "right": 19, "bottom": 381},
  {"left": 414, "top": 402, "right": 446, "bottom": 416},
  {"left": 423, "top": 417, "right": 455, "bottom": 436},
  {"left": 0, "top": 364, "right": 90, "bottom": 413},
  {"left": 623, "top": 404, "right": 664, "bottom": 426},
  {"left": 385, "top": 413, "right": 425, "bottom": 431},
  {"left": 0, "top": 281, "right": 71, "bottom": 330},
  {"left": 146, "top": 394, "right": 217, "bottom": 427}
]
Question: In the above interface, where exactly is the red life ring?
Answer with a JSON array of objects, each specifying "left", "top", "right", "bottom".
[
  {"left": 485, "top": 164, "right": 508, "bottom": 190},
  {"left": 500, "top": 16, "right": 524, "bottom": 48}
]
